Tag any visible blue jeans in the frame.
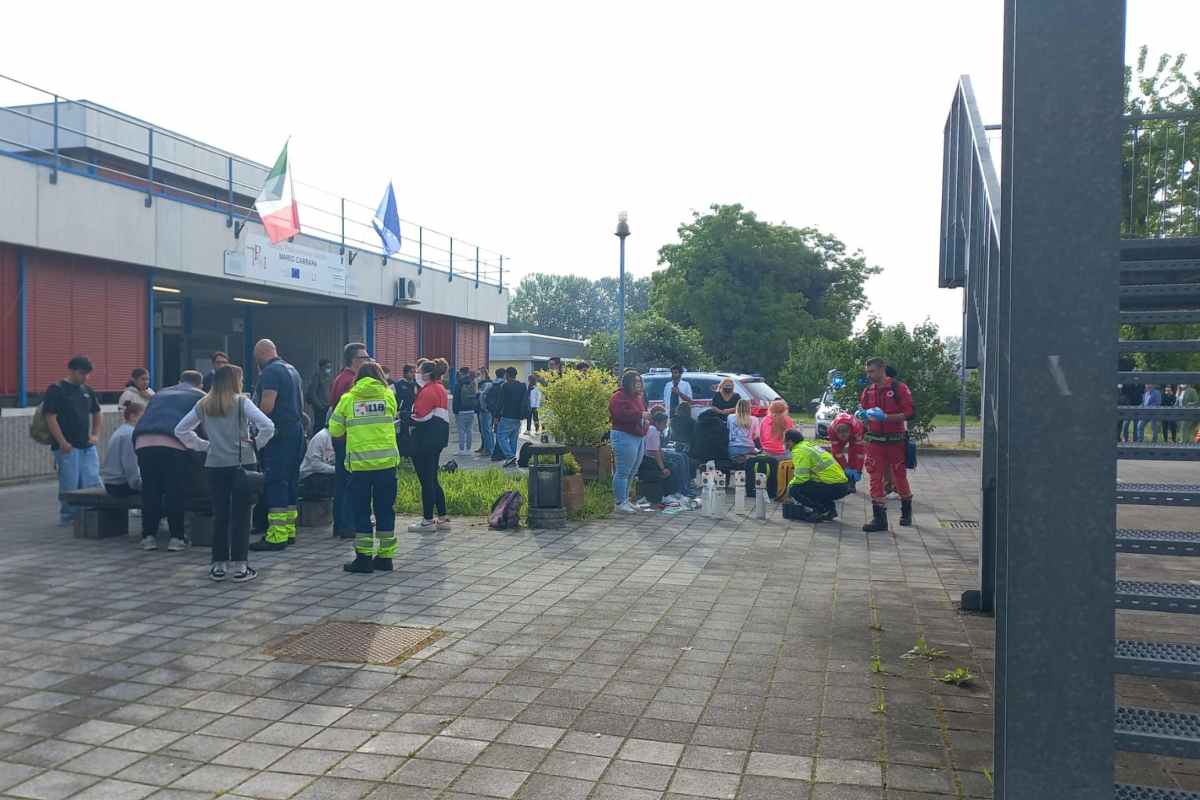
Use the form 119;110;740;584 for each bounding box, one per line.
55;446;100;522
456;411;476;452
662;450;692;496
611;429;646;505
478;410;495;454
497;418;522;459
1135;419;1160;443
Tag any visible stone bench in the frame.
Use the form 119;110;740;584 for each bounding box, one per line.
63;487;214;545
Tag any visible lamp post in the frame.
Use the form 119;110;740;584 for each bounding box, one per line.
615;211;630;373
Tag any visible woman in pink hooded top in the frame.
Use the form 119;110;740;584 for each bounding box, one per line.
827;411;865;482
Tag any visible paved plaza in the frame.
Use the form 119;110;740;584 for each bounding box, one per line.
0;454;1195;799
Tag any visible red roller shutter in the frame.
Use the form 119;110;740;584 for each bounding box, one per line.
455;321;488;371
26;251;147;393
420;314;454;364
373;306;419;373
0;245;18;397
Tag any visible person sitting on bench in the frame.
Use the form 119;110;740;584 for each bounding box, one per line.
785;428;851;522
101;401;145;498
642;410;696;504
299;426;337;499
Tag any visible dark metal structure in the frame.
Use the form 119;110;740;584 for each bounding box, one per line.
938;1;1200;797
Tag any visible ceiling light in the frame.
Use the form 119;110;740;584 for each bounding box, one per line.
233;296;269;305
152;285;181;294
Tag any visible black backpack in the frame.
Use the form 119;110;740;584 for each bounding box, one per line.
689;408;730;464
489;491;523;530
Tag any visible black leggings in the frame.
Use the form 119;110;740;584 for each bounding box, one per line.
411;449;446;520
137;446;191;539
526;409;540;432
206;466;253;563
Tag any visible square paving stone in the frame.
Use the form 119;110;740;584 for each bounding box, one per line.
212;740;291;769
388;757;466;789
476;743;549;772
590;785;663;800
668;767;740;798
161;733;239;762
618;738;684;766
517;773;593;800
58;719;135;745
883;764;955;793
114;755;203;785
813;758;883;787
283;704;352;727
168;763;256;793
679;745;747;773
746;752;813;780
0;761;43;792
68;778;157;800
451;765;530;798
602;759;675;791
738;774;814;800
59;746;145;776
557;731;623;757
359;731;431;756
328;752;404;781
441;717;509;741
7;769;100;800
107;727;186;753
810;784;885;799
496;723;564;749
269;748;350;776
251;721;324;746
305;727;376;752
10;739;92;767
419;735;490;763
538;750;609;780
291;776;376;799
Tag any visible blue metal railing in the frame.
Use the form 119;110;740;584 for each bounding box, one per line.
0;72;509;290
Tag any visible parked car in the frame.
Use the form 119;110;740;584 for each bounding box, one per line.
642;369;784;419
810;369;846;439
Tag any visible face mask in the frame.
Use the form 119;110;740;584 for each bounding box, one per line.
416;372;429;386
323;367;332;376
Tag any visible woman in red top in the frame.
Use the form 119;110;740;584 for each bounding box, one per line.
609;371;649;512
407;358;451;532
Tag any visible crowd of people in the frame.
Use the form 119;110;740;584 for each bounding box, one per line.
42;340;481;581
1119;380;1200;444
606;358;916;531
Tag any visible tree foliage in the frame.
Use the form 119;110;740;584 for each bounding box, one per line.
651;204;877;381
777;318;960;440
586;312;712;374
505;273;651;340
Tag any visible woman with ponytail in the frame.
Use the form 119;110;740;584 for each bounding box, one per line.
407;358;451;532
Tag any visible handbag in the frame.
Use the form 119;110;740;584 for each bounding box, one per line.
233;397;266;496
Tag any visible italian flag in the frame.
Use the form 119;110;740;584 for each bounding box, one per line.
255;142;301;244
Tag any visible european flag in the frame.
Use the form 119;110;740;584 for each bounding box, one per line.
372;181;401;257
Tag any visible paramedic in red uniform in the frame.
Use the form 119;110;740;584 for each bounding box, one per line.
857;357;913;532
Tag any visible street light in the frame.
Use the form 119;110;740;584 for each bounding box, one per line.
614;211;630;373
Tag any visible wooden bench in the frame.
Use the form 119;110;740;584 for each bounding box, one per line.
63;487;214;544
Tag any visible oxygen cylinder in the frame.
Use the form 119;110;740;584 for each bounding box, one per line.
754;472;768;520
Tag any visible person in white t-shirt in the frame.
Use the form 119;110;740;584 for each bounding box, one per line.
662;365;692;416
641;410;696;503
299;427;337;498
526;377;543;434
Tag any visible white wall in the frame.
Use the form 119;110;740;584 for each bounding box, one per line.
0;155;509;324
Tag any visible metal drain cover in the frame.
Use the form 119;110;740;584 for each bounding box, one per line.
265;623;443;665
939;519;979;529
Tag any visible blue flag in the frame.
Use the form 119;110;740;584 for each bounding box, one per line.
372;182;401;256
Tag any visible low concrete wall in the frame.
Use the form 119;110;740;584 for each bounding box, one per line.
0;406;121;484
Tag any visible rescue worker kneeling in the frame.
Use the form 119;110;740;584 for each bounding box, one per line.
328;362;400;574
785;429;852;522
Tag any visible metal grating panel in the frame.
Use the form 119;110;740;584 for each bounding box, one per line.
1117;444;1200;462
1116;581;1200;614
1115;640;1200;680
1116;483;1200;507
265;623;443;665
939;519;979;529
1115;529;1200;556
1121;310;1200;325
1115;784;1200;800
1115;706;1200;759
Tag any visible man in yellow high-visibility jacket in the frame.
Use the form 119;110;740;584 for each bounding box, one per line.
785;428;852;523
328;362;400;573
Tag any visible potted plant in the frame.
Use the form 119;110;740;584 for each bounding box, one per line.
538;369;616;480
560;453;584;512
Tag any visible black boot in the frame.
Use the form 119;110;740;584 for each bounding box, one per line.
900;499;913;527
250;537;287;552
372;556;394;572
343;553;374;573
863;505;888;533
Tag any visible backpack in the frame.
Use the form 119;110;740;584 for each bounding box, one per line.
29;403;52;445
488;490;523;530
484;381;503;416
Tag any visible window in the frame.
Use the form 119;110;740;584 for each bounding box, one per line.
642;377;668;405
740;380;782;402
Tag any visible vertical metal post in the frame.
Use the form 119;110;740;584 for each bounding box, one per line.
475;246;480;287
449;238;454;282
145;129;154;208
991;1;1123;796
499;255;504;293
340;198;346;254
147;273;157;388
960;292;967;442
16;248;27;407
242;310;254;392
618;237;627;373
226;157;234;227
50;96;59;185
365;305;375;356
418;227;423;274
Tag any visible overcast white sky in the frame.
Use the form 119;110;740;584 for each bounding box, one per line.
4;1;1198;335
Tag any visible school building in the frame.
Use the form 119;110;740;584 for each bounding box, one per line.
0;83;508;406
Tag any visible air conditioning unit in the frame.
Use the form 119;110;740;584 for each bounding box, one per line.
394;277;420;306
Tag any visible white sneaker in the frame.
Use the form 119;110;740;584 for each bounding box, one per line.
408;519;438;532
141;536;157;551
617;502;640;513
167;538;188;552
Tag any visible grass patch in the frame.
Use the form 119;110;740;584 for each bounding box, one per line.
921;440;982;450
393;464;614;524
939;667;975;686
869;656;883;674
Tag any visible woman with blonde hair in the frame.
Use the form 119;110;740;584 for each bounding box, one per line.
176;364;275;582
727;398;759;461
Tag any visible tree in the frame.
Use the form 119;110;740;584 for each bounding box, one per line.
651;204;878;381
503;273;653;340
538;368;617;447
587;312;712;374
777;318;960;440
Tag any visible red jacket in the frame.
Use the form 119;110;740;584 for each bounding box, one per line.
860;378;913;436
330;367;357;409
609;390;647;437
826;412;866;471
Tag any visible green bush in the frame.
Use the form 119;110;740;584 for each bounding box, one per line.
393;462;612;523
538;368;617;446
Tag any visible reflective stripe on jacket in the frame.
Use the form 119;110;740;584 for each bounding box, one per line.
328;377;400;472
789;441;848;486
